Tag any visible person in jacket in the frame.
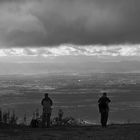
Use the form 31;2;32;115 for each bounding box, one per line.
98;92;111;127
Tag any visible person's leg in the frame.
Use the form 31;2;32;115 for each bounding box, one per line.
104;112;108;127
47;113;51;128
101;112;104;127
102;111;108;127
101;111;107;127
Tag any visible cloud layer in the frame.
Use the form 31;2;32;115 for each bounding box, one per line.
0;0;140;47
0;44;140;57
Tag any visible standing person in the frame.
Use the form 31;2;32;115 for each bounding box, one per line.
41;93;53;128
98;92;111;127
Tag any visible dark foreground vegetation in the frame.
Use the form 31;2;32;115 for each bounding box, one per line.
0;108;86;128
0;109;139;140
0;124;140;140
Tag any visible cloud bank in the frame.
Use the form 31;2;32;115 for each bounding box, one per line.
0;0;140;47
0;44;140;57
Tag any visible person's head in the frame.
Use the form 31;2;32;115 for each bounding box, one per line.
44;93;48;98
103;92;107;97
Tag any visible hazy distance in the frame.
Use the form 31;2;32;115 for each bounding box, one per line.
0;56;140;75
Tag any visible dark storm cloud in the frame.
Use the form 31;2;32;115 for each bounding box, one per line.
0;0;140;47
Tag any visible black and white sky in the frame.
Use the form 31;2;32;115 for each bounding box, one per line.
0;0;140;68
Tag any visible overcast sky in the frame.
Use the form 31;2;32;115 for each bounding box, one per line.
0;0;140;58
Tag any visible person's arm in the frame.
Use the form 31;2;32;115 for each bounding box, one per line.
107;98;111;103
49;98;53;106
50;99;53;106
41;99;44;106
98;98;101;104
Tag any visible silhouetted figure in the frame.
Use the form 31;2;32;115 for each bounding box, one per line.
30;119;39;128
41;93;53;128
98;92;111;127
58;109;63;125
30;112;38;128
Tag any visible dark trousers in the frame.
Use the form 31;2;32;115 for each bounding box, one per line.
42;113;51;128
100;111;108;127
